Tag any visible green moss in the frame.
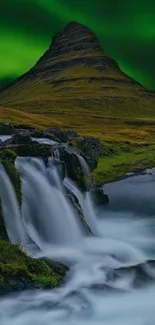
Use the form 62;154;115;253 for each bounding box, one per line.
11;143;52;159
0;148;17;163
2;160;22;204
0;158;22;241
0;240;65;288
60;149;89;191
32;274;61;288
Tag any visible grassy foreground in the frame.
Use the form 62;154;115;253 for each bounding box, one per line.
0;241;63;288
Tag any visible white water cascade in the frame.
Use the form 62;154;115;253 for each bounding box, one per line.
0;144;155;324
0;164;29;245
64;177;98;234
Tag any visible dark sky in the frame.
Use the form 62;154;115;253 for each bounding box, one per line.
0;0;155;89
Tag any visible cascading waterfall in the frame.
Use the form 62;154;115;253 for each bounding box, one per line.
47;157;64;191
1;137;155;324
64;177;99;234
0;164;29;245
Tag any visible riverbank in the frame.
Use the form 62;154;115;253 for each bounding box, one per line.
93;142;155;185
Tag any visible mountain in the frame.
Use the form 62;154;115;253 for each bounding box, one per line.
0;21;155;141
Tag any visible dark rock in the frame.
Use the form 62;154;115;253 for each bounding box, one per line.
4;132;32;146
43;132;59;142
13;124;35;131
108;260;155;288
0;123;14;135
90;187;109;206
74;136;102;171
30;130;44;138
59;145;90;191
45;127;69;143
11;142;52;159
44;129;80;143
65;130;80;138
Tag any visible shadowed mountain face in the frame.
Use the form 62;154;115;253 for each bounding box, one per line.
0;21;155;139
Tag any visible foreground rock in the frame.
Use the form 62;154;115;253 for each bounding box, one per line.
0;241;67;296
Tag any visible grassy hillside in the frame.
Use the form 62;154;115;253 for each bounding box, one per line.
1;21;155;183
0;105;63;129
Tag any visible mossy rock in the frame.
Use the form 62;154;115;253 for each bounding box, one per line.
60;146;89;191
0;240;67;294
0;148;17;164
0;159;22;241
72;136;101;171
2;160;22;204
11;142;52;159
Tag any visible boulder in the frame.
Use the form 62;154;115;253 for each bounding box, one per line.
0;240;67;296
11;142;52;160
65;130;80;138
45;127;80;143
45;127;69;143
30;130;45;138
73;136;101;171
4;132;32;146
0;123;14;135
90;187;109;206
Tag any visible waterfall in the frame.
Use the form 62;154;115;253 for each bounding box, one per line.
1;162;84;250
21;164;83;248
64;177;99;234
0;164;29;245
1;137;155;324
47;157;65;191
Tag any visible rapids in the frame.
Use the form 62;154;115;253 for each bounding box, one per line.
0;136;155;324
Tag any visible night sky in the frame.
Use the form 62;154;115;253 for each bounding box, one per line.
0;0;155;89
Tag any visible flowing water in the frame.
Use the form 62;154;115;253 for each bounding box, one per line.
0;137;155;324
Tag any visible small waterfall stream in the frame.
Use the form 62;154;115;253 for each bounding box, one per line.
0;136;155;324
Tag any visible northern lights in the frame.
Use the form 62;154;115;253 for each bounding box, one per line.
0;0;155;89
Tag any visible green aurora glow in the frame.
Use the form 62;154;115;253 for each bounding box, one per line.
0;0;155;89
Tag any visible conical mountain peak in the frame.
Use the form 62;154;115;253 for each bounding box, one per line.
50;20;103;52
0;20;154;132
